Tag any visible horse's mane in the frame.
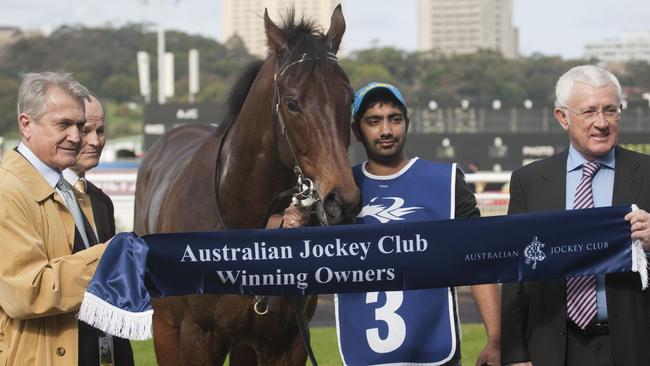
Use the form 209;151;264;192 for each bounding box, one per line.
220;60;264;131
219;10;334;131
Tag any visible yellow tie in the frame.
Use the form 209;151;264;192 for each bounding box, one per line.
74;178;87;194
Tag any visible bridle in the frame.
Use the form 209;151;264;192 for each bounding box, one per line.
269;51;339;210
214;51;341;230
254;51;341;366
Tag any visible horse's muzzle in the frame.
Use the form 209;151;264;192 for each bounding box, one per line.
320;189;360;225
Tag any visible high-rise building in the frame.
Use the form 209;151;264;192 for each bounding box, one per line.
584;31;650;64
223;0;341;58
417;0;518;59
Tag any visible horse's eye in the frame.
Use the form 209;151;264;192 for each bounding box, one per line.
285;100;301;113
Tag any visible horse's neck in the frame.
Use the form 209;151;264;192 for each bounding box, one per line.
218;61;293;228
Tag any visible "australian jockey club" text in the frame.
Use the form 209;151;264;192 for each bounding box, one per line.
179;234;429;263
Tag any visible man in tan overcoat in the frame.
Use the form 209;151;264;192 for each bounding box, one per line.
0;72;108;366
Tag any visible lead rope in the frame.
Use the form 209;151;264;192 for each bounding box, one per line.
293;296;319;366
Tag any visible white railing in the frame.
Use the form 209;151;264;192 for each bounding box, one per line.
465;172;512;217
86;169;514;232
86;169;138;232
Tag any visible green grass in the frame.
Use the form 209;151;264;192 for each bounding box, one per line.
132;323;487;365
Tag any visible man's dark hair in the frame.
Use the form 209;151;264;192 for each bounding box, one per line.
353;89;408;123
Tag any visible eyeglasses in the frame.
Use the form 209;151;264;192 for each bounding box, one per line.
559;105;621;122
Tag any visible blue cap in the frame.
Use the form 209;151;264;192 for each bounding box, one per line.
352;82;406;117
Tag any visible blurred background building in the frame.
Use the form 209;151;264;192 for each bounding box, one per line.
223;0;341;58
584;30;650;64
0;26;41;58
417;0;518;59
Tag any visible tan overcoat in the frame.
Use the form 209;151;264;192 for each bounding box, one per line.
0;149;106;366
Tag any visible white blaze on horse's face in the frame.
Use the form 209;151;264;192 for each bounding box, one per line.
264;6;361;225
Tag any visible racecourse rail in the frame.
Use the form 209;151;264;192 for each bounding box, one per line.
86;169;511;232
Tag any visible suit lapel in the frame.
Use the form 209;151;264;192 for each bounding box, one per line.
53;193;77;252
88;188;109;241
612;147;642;205
537;151;568;212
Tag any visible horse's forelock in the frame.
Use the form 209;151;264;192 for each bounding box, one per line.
277;9;331;59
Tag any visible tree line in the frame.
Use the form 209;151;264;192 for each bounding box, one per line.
1;24;649;138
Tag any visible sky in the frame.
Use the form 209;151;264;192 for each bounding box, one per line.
0;0;648;59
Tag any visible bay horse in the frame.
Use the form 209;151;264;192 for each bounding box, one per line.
134;5;360;365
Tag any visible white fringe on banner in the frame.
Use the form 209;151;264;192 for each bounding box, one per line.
631;204;649;290
77;291;153;340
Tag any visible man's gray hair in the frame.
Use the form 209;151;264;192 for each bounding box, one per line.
87;92;106;116
17;71;91;122
555;65;623;108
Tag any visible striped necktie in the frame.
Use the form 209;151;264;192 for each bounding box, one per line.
566;161;601;329
56;175;91;249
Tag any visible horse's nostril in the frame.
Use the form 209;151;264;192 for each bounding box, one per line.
323;190;343;223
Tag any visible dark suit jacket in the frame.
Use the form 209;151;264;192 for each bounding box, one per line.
501;146;650;366
87;181;116;240
84;181;135;366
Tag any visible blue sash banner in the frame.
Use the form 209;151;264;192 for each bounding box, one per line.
78;205;648;340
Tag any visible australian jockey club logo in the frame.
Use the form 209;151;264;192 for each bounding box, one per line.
524;236;546;269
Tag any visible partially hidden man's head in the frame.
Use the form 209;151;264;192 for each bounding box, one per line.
17;72;91;171
72;95;106;175
351;82;409;163
554;65;623;161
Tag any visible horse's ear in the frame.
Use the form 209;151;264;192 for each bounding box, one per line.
325;4;345;53
264;8;286;54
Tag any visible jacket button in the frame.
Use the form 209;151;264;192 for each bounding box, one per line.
559;328;566;335
56;347;66;356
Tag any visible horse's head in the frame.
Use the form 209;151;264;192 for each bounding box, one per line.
264;5;360;225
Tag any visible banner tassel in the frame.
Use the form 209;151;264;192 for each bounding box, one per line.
78;292;153;340
630;204;648;290
632;240;648;290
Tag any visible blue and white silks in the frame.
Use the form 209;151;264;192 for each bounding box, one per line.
336;159;461;365
78;205;648;341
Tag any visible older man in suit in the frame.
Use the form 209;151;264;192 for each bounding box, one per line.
0;72;110;366
63;94;134;365
501;65;650;366
64;95;115;242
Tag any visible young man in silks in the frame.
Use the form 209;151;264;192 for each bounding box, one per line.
334;82;501;366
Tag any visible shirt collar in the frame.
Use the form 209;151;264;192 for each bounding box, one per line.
63;168;81;186
17;143;61;188
567;144;616;173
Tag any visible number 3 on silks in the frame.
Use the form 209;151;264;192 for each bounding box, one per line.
365;291;406;353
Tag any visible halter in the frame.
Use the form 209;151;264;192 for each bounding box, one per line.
271;52;339;209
